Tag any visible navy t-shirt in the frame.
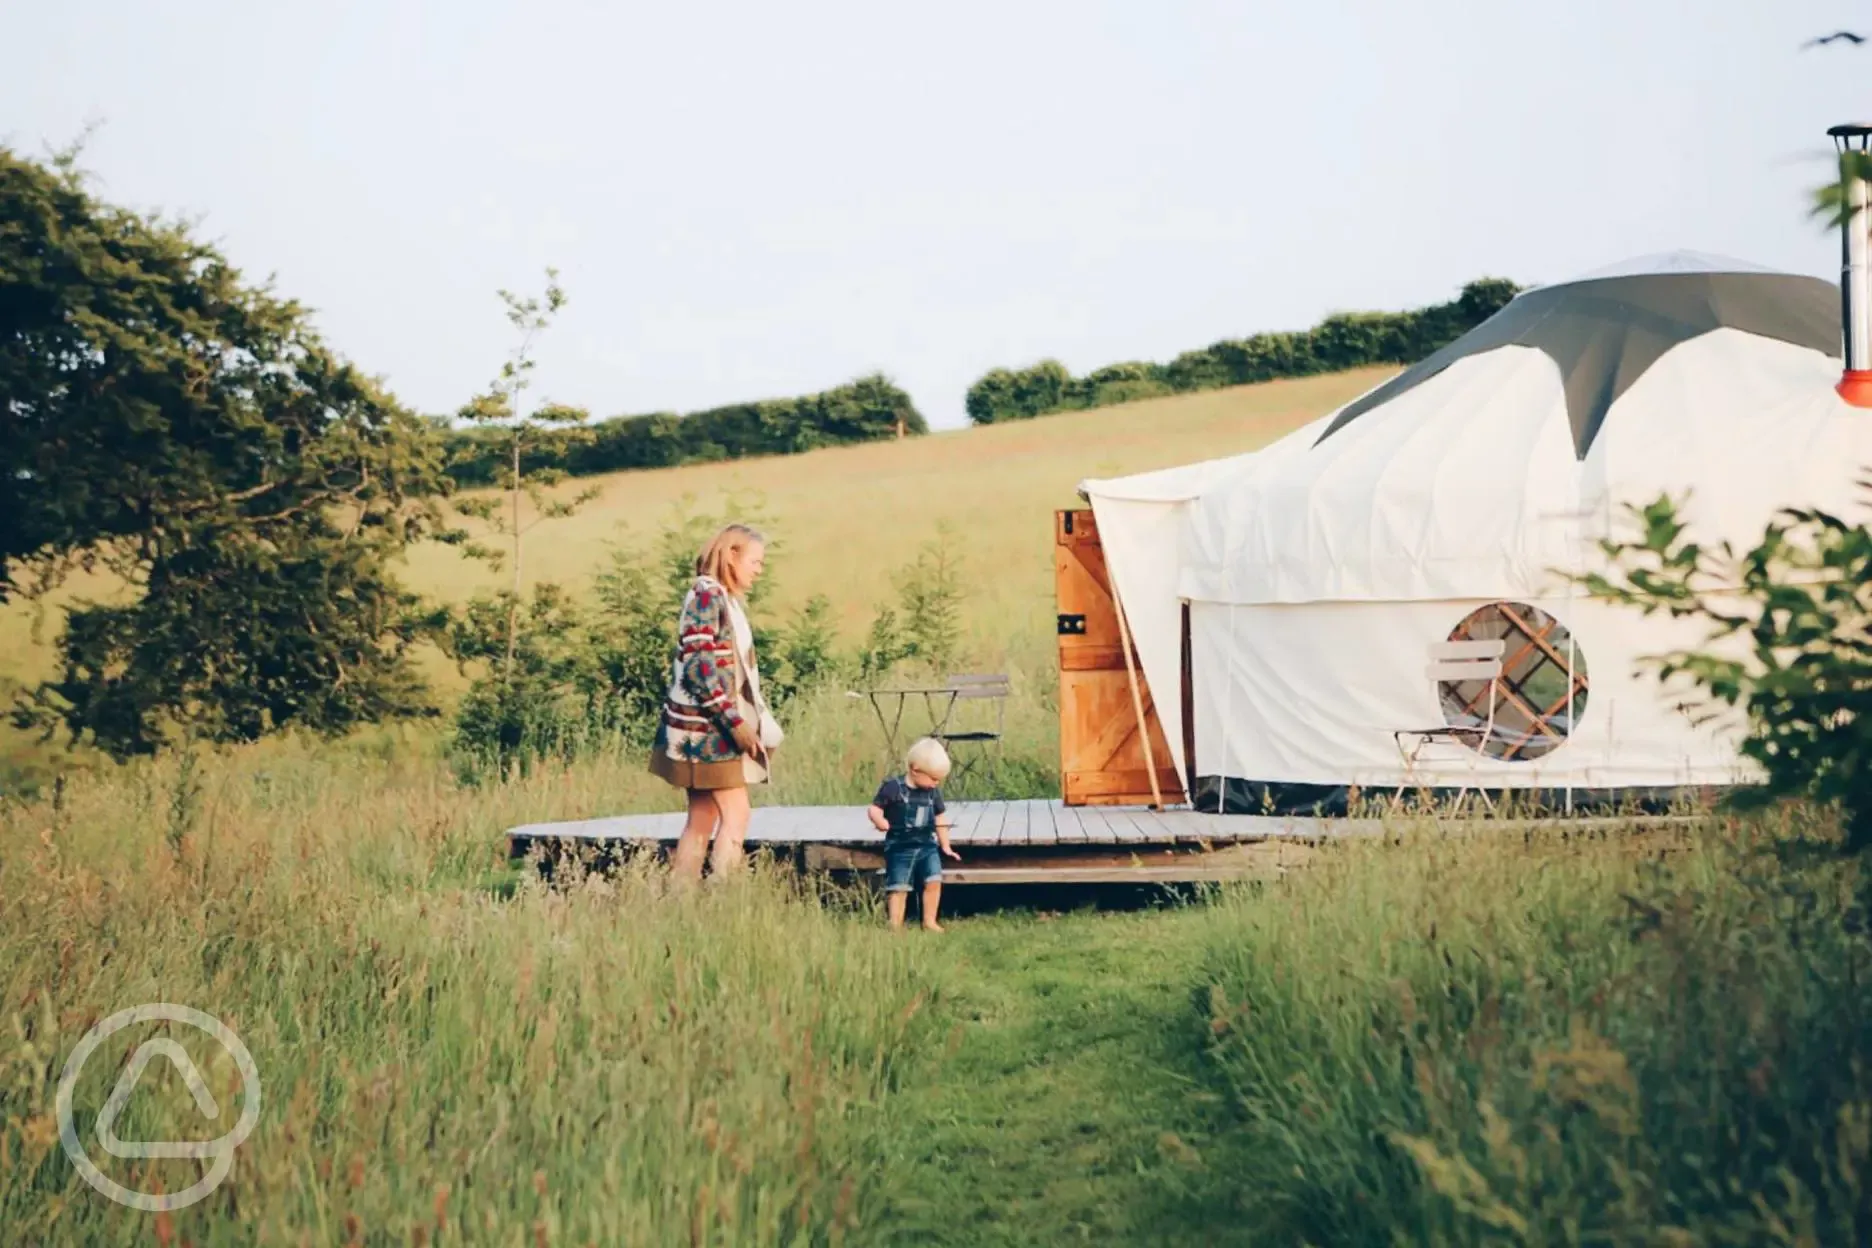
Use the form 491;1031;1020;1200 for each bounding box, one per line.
872;775;946;844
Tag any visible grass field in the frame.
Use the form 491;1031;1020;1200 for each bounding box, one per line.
396;367;1394;636
0;367;1391;791
4;738;1867;1245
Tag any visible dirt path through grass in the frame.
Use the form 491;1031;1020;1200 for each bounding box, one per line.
867;906;1255;1245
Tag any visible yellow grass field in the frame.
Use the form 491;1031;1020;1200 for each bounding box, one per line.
403;366;1391;636
0;368;1392;776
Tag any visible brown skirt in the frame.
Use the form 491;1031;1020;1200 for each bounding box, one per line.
648;749;747;792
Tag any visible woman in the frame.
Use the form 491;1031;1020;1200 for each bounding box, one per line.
649;523;782;881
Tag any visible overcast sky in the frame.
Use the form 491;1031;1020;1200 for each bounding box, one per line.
4;1;1867;428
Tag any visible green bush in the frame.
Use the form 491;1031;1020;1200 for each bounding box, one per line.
443;584;618;783
965;278;1521;425
1089;377;1175;407
893;525;967;676
444;510;971;782
441;373;926;487
1585;490;1872;850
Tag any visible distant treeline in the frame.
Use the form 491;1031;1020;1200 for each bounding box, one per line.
442;373;927;487
963;277;1521;425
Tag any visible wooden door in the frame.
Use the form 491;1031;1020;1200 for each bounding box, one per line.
1055;509;1186;807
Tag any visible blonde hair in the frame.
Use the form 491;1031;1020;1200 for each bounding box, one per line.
905;737;951;781
695;523;766;595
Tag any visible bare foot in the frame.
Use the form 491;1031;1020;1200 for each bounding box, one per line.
922;921;945;933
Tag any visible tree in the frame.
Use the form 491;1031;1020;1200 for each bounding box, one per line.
892;525;968;674
2;143;451;756
448;270;599;682
33;513;440;755
1814;150;1872;229
1802;33;1870;224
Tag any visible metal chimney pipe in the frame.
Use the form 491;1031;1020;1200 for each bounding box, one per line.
1831;123;1872;407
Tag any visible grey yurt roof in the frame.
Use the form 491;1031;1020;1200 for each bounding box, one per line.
1315;255;1842;459
1564;250;1781;280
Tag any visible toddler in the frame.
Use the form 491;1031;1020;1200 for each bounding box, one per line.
867;737;962;930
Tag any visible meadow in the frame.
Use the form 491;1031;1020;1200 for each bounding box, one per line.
396;368;1394;634
4;736;1868;1245
5;370;1870;1244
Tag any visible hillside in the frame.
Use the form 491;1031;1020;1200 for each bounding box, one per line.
405;365;1395;637
0;367;1392;772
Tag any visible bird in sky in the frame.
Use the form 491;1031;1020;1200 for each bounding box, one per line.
1804;31;1867;48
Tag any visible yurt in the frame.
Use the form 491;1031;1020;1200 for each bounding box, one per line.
1076;129;1872;814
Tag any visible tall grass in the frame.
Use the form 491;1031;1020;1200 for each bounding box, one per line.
8;696;1870;1243
0;742;945;1246
1194;814;1872;1244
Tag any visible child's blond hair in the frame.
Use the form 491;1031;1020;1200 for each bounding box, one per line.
906;737;951;781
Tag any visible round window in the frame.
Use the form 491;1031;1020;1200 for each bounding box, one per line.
1438;603;1588;761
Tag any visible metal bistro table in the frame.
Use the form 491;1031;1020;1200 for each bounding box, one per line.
847;684;964;763
847;674;1010;771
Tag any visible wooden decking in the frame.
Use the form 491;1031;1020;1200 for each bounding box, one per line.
505;800;1697;885
507;799;1341;885
506;799;1345;856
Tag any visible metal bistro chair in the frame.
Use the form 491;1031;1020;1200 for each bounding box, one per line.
1391;639;1506;816
933;673;1010;792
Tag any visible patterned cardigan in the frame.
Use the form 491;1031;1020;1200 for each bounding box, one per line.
654;576;751;765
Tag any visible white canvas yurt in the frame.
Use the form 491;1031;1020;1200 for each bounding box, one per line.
1080;237;1872;813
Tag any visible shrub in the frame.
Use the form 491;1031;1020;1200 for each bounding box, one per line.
444;584;614;782
1090;377;1175;407
765;595;842;707
964;277;1521;425
893;527;968;676
444;505;968;782
965;360;1072;425
442;374;925;486
1584;488;1872;850
858;608;912;679
447;505;747;780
